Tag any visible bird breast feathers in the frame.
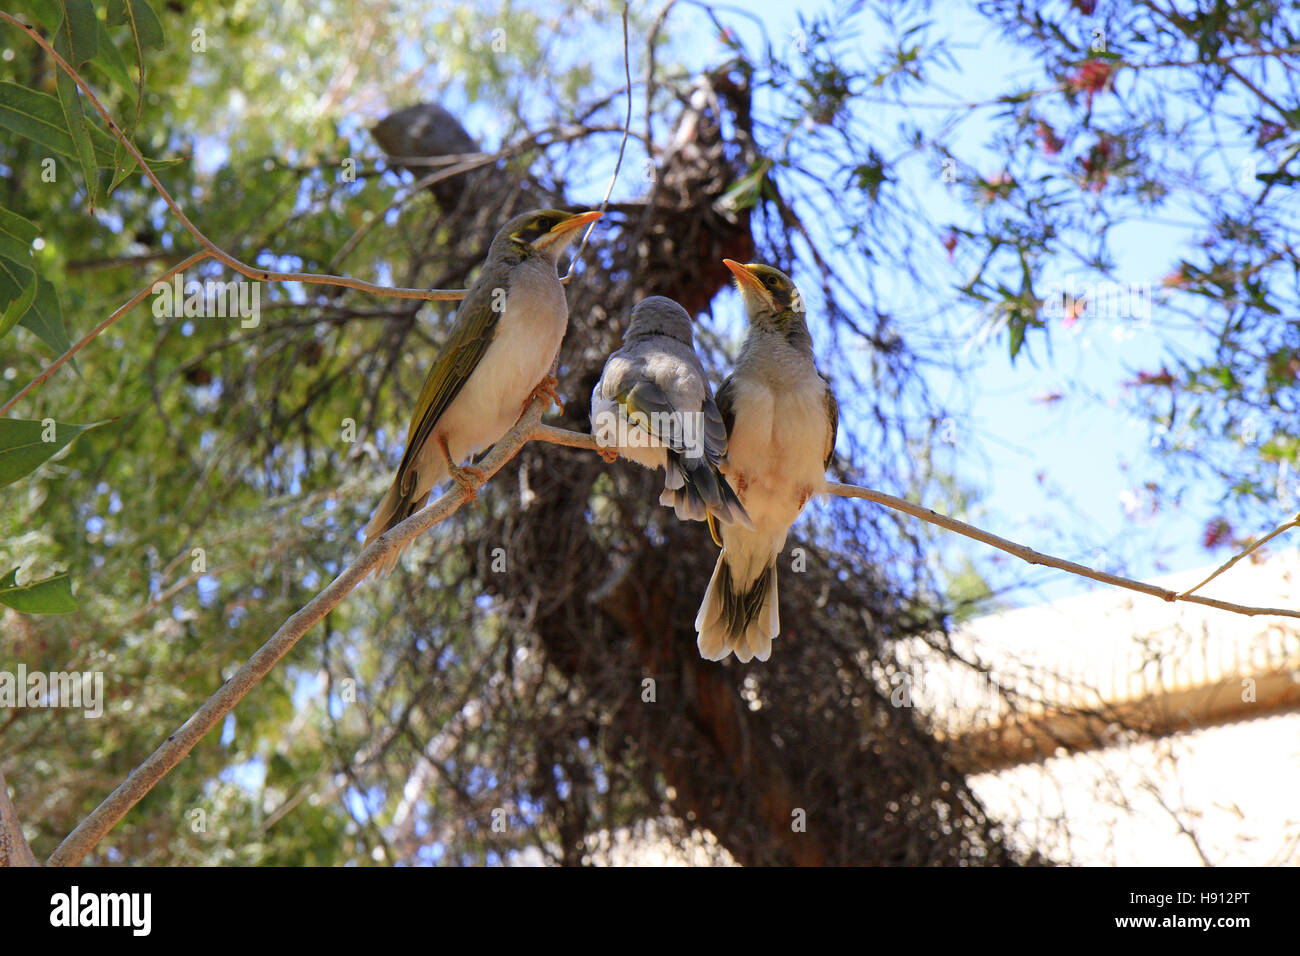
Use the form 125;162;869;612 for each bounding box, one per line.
728;376;830;481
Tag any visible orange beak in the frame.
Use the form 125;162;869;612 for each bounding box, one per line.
533;210;603;253
550;209;603;236
722;258;765;295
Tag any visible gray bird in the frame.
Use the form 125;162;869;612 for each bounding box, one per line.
591;296;750;528
695;261;838;663
363;208;602;575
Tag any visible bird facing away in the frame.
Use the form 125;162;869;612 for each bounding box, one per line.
363;208;602;575
695;261;838;663
590;296;751;528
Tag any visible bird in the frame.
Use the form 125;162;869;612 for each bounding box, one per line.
362;207;602;575
590;295;751;528
695;260;838;663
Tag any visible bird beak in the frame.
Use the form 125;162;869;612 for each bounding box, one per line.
533;210;603;252
723;258;770;306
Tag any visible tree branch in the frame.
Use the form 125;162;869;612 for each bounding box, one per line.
45;396;555;866
1175;512;1300;600
825;481;1300;620
0;768;39;867
0;251;209;417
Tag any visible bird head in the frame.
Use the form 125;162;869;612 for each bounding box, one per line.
625;295;694;345
495;208;603;265
722;260;807;334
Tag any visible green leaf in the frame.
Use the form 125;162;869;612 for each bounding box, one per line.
19;276;71;356
0;568;77;614
0;216;65;353
0;254;36;339
0;81;128;171
0;273;38;341
91;17;141;194
0;207;39;261
0;81;78;157
60;0;100;66
91;18;136;94
1008;316;1026;362
108;0;165;50
0;417;112;487
54;17;102;211
0;2;62;32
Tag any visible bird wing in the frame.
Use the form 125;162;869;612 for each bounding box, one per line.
705;374;740;549
393;267;505;492
822;375;839;469
601;343;704;454
616;378;692;453
714;373;737;439
699;392;729;464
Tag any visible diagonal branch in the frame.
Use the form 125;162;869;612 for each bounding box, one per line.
45;396;555;866
0;768;39;867
825;481;1300;619
1175;512;1300;600
0;251;209;417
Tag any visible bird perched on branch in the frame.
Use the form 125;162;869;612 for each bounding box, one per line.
591;295;751;529
363;207;602;575
695;261;838;663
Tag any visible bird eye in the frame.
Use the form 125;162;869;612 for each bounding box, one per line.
764;277;777;289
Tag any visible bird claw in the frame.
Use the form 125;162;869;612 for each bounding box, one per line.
449;463;485;502
437;433;485;502
598;447;621;463
525;375;565;415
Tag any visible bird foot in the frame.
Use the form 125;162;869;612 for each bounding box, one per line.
525;376;565;415
598;447;621;463
449;463;485;502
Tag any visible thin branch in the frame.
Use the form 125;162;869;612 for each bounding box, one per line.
559;0;632;282
0;251;210;417
1175;512;1300;600
825;481;1300;620
0;768;39;867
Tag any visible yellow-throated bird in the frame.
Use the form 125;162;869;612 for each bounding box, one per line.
591;295;751;528
695;260;838;663
363;208;602;574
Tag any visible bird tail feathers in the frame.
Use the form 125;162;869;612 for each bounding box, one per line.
695;550;779;663
361;468;434;577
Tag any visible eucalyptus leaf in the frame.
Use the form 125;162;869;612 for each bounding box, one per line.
0;418;112;487
0;567;78;614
